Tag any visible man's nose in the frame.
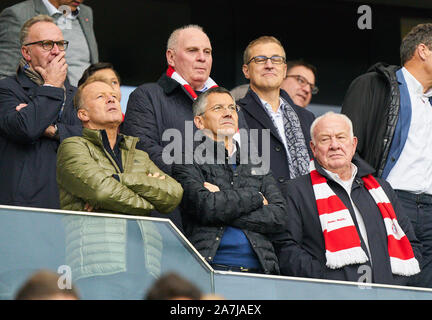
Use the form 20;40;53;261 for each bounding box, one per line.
107;94;117;103
302;84;312;94
196;50;206;61
51;43;61;54
329;137;341;149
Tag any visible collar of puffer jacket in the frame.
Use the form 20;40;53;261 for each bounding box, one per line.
82;128;138;151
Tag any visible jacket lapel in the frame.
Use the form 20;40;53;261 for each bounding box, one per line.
77;11;98;63
240;90;284;144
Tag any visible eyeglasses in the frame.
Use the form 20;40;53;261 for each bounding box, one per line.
23;40;69;51
198;104;241;116
247;55;286;65
286;74;319;95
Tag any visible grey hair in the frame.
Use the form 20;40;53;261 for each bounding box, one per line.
20;14;55;45
400;23;432;65
310;111;354;144
192;87;235;117
167;24;206;50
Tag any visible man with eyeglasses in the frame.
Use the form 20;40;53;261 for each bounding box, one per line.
0;0;98;86
121;25;248;231
0;15;81;209
172;87;287;275
238;36;315;198
281;60;318;108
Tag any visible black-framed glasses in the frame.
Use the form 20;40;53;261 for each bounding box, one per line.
286;74;319;95
23;40;69;51
198;104;241;116
247;55;286;65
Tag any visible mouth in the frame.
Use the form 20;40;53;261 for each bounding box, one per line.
107;106;119;112
220;121;234;126
194;67;207;73
328;153;344;159
262;72;276;77
297;94;307;101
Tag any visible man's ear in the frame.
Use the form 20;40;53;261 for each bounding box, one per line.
194;115;204;130
77;108;89;123
166;49;175;67
21;46;31;62
352;136;358;155
242;64;250;80
310;140;317;158
417;43;432;61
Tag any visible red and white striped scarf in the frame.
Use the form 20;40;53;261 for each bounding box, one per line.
310;160;420;276
166;66;217;99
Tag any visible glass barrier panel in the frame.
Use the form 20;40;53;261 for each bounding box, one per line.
213;272;432;300
0;206;213;300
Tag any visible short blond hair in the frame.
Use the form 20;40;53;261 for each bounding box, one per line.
243;36;286;64
73;76;113;110
20;15;55;45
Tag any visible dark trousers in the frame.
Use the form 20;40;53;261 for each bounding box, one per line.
396;190;432;288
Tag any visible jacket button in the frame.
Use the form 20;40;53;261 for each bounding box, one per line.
216;237;220;241
231;181;234;185
275;146;281;152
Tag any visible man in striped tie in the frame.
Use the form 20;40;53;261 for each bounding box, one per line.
273;111;422;286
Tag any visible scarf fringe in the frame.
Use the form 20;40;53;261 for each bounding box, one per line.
326;247;369;269
390;257;421;276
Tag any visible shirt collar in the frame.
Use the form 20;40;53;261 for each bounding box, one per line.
323;163;358;188
259;96;287;113
42;0;80;19
402;67;432;98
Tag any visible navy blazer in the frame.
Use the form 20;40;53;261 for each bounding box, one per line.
237;88;315;197
0;69;81;209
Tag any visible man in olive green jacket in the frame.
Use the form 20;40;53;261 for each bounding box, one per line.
56;77;183;299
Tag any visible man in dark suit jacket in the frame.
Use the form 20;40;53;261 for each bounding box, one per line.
238;36;315;197
0;15;81;209
0;0;98;85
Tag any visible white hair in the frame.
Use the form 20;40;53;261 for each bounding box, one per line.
310;111;354;144
166;24;205;50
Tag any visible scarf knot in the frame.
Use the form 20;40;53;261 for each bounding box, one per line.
166;66;217;99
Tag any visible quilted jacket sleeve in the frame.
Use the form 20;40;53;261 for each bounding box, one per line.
57;137;156;215
116;151;183;214
171;163;264;226
228;172;288;234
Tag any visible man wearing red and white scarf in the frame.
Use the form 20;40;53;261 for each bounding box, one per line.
274;112;422;286
121;25;247;231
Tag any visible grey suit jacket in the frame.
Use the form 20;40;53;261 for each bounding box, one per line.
0;0;98;79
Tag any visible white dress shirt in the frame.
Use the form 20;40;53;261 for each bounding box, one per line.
259;97;291;163
386;67;432;195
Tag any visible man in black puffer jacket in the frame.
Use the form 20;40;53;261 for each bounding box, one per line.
172;87;287;275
